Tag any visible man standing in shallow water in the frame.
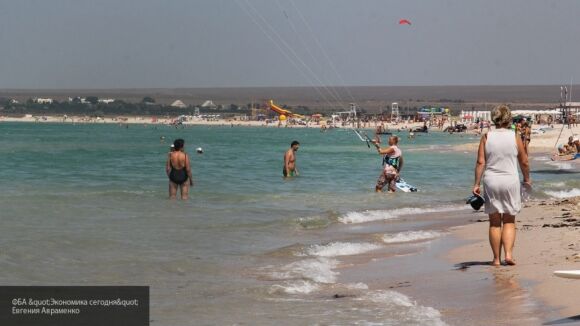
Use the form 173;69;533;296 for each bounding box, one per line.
283;141;300;177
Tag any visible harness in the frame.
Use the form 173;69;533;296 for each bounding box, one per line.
383;155;400;170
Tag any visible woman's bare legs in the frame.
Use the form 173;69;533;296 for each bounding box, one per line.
169;181;178;199
180;182;190;200
489;213;502;266
501;214;516;265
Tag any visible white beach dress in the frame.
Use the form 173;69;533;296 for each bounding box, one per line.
482;129;521;215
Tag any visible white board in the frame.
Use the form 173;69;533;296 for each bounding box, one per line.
554;270;580;279
396;179;418;193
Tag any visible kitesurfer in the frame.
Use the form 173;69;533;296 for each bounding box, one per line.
373;136;403;193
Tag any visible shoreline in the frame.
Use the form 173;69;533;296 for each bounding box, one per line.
0;115;422;129
447;197;580;323
452;124;580;153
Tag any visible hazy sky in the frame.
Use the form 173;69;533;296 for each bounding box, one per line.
1;0;579;88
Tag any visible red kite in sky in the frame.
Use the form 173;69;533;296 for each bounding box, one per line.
399;19;411;25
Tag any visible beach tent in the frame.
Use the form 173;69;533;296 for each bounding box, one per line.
170;100;187;109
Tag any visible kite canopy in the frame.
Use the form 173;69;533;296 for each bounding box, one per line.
399;19;411;25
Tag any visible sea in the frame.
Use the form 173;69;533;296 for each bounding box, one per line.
0;122;578;325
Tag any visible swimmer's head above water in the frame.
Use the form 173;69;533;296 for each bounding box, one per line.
290;140;300;151
173;139;185;151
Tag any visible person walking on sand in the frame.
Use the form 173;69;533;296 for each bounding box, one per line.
166;139;193;199
521;120;531;154
373;136;403;193
283;140;300;177
473;105;531;267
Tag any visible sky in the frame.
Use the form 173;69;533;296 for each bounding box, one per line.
0;0;579;88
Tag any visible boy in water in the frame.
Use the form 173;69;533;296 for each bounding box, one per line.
283;141;300;177
373;136;403;193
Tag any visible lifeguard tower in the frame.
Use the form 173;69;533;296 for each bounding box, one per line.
391;102;400;122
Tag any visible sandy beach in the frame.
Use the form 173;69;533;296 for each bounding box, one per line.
0;114;431;130
453;124;580;153
449;196;580;323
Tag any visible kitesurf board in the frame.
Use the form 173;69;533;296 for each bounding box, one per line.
396;179;418;192
554;270;580;279
551;153;579;161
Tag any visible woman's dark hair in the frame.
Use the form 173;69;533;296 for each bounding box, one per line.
173;139;185;150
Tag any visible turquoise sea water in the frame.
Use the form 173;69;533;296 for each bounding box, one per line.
0;122;578;325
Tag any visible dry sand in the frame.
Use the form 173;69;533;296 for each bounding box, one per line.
453;124;580;153
0;115;430;130
449;197;580;322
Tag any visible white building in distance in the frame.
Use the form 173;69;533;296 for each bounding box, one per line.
201;100;217;109
171;100;187;109
34;98;53;104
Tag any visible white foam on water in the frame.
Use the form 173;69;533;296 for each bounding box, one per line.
546;181;566;187
269;280;320;295
360;290;447;326
304;242;382;257
339;205;462;224
534;156;549;161
546;161;574;170
343;282;369;290
382;230;443;244
270;258;339;284
545;188;580;199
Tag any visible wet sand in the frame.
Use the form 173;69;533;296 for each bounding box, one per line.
258;207;562;325
449;197;580;324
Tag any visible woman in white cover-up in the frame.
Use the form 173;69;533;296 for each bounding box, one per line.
473;105;531;267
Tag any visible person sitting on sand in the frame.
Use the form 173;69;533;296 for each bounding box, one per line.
283;141;300;177
373;136;404;193
558;136;579;155
473;105;531;267
568;136;579;153
166;139;193;199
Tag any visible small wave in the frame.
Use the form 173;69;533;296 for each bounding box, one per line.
382;231;442;244
339;206;461;224
304;242;382;257
545;188;580;199
269;281;319;295
546;161;574;170
359;290;447;325
269;258;339;284
344;282;369;290
296;216;332;230
534;157;549;161
546;181;566;187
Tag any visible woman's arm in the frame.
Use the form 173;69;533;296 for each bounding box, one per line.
166;154;171;176
378;146;394;155
515;135;531;185
397;155;404;174
186;154;193;186
473;135;486;195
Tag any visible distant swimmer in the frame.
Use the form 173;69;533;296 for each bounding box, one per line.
373;136;403;193
283;140;300;177
166;139;193;199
